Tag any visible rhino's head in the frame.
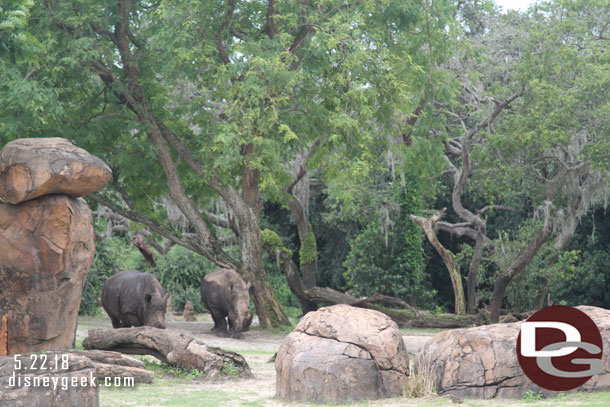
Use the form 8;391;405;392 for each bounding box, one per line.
143;291;170;329
228;280;252;338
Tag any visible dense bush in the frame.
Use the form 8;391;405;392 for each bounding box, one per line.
79;236;143;315
343;182;436;308
152;245;214;313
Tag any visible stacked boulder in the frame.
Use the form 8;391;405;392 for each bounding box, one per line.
0;137;111;355
275;304;409;402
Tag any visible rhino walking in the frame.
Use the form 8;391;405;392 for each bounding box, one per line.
102;270;169;329
200;268;253;338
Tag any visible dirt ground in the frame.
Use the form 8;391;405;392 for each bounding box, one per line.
77;311;436;407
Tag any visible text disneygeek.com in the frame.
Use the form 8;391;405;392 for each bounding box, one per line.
7;353;135;390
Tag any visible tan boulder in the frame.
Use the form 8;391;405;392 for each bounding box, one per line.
415;305;610;399
275;304;409;402
0;137;112;204
0;195;95;354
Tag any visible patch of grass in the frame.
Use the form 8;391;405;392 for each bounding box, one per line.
221;361;240;377
101;385;235;407
73;338;84;350
283;306;302;319
523;390;544;401
143;359;206;380
404;356;436;399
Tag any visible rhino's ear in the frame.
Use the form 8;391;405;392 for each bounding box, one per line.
163;292;170;301
145;293;152;303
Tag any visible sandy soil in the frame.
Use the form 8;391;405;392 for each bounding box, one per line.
81;312;438;407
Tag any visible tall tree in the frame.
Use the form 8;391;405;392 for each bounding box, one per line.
3;0;456;326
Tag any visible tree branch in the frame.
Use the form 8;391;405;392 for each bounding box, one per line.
215;0;235;65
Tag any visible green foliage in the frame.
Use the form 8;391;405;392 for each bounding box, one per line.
298;224;317;266
153;246;214;313
143;359;206;380
221;361;240;377
260;228;292;257
343;179;435;306
268;272;299;309
80;236;143;316
0;0;42;63
523;390;545;401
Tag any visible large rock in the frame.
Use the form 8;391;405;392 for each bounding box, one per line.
275;304;409;402
0;137;111;204
415;305;610;399
0;352;99;406
0;195;95;354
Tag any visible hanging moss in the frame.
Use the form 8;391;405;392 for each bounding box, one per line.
299;224;318;266
260;228;292;257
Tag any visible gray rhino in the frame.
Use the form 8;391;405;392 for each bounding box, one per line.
102;270;169;329
200;268;253;338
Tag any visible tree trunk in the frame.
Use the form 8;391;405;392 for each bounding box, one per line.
411;210;466;315
281;255;318;314
489;225;552;323
241;146;290;328
286;173;317;289
83;327;252;378
467;236;484;314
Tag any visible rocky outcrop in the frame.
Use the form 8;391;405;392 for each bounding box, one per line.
0;137;112;204
0;195;95;354
275;304;409;402
0;352;99;406
415;305;610;399
0;137;111;355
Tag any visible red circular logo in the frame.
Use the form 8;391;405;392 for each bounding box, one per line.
516;305;603;391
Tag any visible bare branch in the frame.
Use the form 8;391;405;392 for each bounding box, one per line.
466;87;525;139
477;205;513;216
89;194;202;254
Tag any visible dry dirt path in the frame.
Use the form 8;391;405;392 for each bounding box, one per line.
80;312;439;407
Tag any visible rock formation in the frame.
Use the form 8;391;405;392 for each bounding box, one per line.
0;137;110;355
415;305;610;399
0;137;112;204
275;304;409;402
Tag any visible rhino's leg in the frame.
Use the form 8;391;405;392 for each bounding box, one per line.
109;315;122;329
210;309;228;335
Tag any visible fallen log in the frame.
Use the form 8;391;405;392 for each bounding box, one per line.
83;327;252;379
63;350;153;384
304;286;487;328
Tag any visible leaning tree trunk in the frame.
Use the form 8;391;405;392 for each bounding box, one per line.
489;225;552;323
467;236;484;314
411;209;466;315
240;151;290;328
281;253;319;314
286;165;317;290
